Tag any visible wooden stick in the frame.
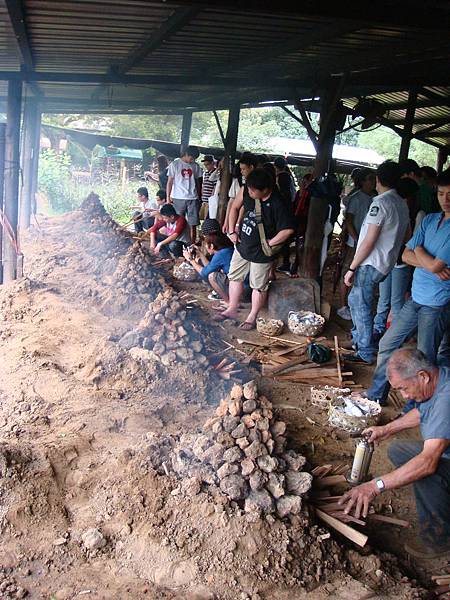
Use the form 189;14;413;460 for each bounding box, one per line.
236;338;270;347
260;334;310;347
265;355;309;376
334;335;343;386
367;514;410;528
314;474;347;487
315;508;368;547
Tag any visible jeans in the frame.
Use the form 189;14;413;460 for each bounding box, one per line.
133;210;153;233
348;265;386;362
156;234;186;258
367;299;450;403
388;440;450;547
373;266;413;334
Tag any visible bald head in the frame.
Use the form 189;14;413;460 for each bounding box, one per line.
387;349;439;402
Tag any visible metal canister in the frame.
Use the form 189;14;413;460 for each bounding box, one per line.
348;437;374;484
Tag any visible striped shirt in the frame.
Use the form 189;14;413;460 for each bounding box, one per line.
202;168;218;203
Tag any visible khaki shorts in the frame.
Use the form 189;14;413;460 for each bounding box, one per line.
199;202;209;221
228;248;271;291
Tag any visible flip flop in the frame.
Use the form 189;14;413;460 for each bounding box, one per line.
239;321;256;331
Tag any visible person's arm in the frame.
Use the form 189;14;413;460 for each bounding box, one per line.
344;223;381;286
339;437;449;519
228;187;244;242
363;408;421;443
345;213;358;243
166;176;174;204
196;177;202;200
223;198;233;233
182;248;207;274
268;228;295;247
414;246;447;273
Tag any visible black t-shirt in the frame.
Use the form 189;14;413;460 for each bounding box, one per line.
237;187;295;263
277;171;294;204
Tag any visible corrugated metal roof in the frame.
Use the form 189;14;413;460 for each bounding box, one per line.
0;0;448;147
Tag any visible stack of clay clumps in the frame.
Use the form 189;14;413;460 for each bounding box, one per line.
113;242;164;299
120;288;209;367
80;192;118;230
171;381;312;518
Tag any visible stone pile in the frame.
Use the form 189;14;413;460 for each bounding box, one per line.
170;381;313;518
113;242;164;300
119;287;209;368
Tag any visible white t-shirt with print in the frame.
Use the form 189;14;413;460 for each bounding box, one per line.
168;158;202;200
357;189;410;275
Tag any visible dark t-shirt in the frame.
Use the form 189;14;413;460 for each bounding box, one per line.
237;187;295;263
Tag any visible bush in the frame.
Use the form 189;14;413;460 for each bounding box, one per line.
38;150;157;223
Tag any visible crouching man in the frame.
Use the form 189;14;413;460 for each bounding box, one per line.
148;204;191;257
339;348;450;558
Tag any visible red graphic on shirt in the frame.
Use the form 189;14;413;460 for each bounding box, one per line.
181;168;193;178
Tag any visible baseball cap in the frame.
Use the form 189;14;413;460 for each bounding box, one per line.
202;155;215;163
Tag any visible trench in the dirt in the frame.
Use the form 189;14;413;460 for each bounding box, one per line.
0;198;444;600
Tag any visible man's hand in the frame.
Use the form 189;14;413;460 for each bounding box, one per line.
338;480;380;519
228;232;239;244
344;270;354;287
153;243;162;255
182;247;191;262
362;425;391;444
168;197;173;204
436;266;450;281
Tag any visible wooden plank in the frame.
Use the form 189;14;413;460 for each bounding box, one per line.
367;514;410;528
334;335;343;386
314;475;347;487
315;508;368;547
265;355;309;376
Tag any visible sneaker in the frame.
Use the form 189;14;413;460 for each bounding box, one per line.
276;265;291;276
337;306;352;321
404;538;450;559
208;291;219;301
343;352;374;365
373;329;385;343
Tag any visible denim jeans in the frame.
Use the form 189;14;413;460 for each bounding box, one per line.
367;299;450;403
373;266;413;334
388;440;450;547
156;234;186;258
348;265;386;362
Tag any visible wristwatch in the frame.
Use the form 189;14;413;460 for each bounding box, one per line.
374;478;385;492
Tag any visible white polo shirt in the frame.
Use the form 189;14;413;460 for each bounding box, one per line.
357;189;410;275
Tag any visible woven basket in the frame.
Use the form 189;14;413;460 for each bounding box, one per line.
287;311;325;337
328;397;381;434
256;318;284;336
310;385;351;409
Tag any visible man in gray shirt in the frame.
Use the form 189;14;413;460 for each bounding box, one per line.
340;349;450;558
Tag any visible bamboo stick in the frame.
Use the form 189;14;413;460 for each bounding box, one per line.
334;335;343;386
367;514;410;528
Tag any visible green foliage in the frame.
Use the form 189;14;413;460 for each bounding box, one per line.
38;150;75;214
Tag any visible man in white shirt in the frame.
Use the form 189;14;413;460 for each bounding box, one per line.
344;160;410;364
167;145;203;242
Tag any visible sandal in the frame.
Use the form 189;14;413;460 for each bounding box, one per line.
212;313;238;324
239;321;256;331
211;302;228;311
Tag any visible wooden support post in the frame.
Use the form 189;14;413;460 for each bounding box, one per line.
3;79;22;283
217;104;240;225
301;78;343;280
180;110;193;154
398;89;418;162
436;146;449;174
0;123;6;284
20;96;40;229
30;107;41;217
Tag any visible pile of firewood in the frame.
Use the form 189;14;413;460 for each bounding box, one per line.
169;381;313;517
237;334;356;388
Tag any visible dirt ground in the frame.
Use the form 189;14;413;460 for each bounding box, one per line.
0;208;446;600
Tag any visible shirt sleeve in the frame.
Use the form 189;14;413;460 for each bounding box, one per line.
364;199;386;227
174;216;187;236
200;253;222;279
346;194;358;216
148;219;164;233
406;214;432;249
419;385;450;442
167;160;177;177
194;163;203;178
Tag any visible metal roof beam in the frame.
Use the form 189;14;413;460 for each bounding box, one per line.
4;0;34;69
114;6;200;75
